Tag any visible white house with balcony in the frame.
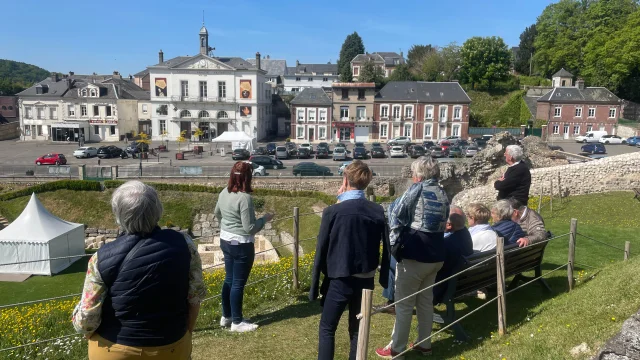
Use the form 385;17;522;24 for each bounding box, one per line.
283;61;339;93
147;25;272;141
289;88;332;143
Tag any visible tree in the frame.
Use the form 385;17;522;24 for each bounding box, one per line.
460;36;511;88
407;44;433;73
515;24;537;75
357;60;385;85
0;59;50;95
440;43;462;81
420;50;444;81
387;64;414;81
337;32;365;82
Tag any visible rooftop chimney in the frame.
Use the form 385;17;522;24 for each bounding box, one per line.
112;71;122;79
266;55;270;60
69;71;74;77
50;72;59;82
256;52;261;70
576;78;585;90
296;60;300;67
159;49;164;64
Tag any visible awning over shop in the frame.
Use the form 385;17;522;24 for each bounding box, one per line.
51;122;81;129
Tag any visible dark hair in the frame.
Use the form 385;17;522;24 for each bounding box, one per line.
227;162;253;193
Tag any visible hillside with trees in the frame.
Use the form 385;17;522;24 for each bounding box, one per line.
0;59;50;95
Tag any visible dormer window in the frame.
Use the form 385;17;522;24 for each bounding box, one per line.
90;89;97;97
81;89;88;97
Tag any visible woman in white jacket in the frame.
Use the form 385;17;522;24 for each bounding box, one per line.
466;203;498;252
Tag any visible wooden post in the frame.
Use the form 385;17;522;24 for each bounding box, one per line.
568;218;577;291
624;241;630;261
356;289;373;360
557;172;562;203
549;178;553;213
292;207;300;290
496;237;507;336
538;183;543;213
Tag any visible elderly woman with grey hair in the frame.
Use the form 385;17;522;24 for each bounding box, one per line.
376;156;449;358
494;144;531;205
490;199;526;245
72;181;206;360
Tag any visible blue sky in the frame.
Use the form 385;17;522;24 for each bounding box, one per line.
1;0;556;76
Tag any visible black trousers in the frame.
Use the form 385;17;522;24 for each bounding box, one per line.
318;276;374;360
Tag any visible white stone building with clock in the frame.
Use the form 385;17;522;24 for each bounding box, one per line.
146;25;273;141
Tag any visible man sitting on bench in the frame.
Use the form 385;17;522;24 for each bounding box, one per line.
508;199;547;247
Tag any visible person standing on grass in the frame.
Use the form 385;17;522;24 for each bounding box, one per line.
310;160;390;360
215;161;274;332
494;145;531;205
376;156;449;359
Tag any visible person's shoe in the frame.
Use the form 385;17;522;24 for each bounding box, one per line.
409;342;432;356
374;304;396;315
230;321;259;333
375;346;402;359
219;316;232;328
476;290;487;300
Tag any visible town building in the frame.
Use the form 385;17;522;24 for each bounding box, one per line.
246;56;286;94
18;72;148;142
536;69;622;139
373;81;472;141
283;61;339;93
133;68;151;91
331;82;376;143
147;24;272;141
289;88;332;143
351;52;405;80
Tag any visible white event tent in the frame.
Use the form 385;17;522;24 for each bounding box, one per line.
0;193;85;275
211;131;257;153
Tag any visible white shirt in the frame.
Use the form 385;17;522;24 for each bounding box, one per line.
469;224;498;252
220;229;255;244
508;161;521;168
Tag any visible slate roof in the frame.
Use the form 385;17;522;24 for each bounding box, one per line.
376;81;471;103
285;63;338;76
18;76;149;100
133;69;149;77
352;52;405;66
537;87;621;103
552;68;574;78
290;88;332;106
245;59;287;76
150;54;258;71
351;53;384;63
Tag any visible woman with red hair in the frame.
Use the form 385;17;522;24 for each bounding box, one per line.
214;161;274;332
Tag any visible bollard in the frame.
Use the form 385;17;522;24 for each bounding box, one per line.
496;237;507;335
568;218;577;291
292;207;300;290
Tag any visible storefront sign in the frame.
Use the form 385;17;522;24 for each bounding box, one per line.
89;119;118;125
335;122;355;129
51;122;81;129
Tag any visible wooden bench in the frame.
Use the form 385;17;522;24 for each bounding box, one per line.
634;188;640;201
434;241;550;341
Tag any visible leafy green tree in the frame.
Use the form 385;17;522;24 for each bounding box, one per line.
407;44;433;75
337;32;365;82
440;42;462;81
460;36;511;88
420;50;444;81
387;64;414;81
515;24;537;75
0;59;50;95
358;59;385;85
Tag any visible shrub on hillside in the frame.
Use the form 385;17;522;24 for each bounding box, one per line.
0;180;101;201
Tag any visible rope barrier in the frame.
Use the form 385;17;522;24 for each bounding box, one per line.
503;233;570;256
0;333;80;353
505;263;568;296
0;293;82;310
576;233;627;252
0;253;93;267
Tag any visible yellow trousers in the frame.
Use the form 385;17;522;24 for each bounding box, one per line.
88;331;192;360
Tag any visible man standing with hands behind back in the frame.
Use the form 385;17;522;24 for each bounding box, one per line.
494;145;531;205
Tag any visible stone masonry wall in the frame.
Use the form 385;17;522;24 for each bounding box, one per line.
191;212;280;246
617;124;639;138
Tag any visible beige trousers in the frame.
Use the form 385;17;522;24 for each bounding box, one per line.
88;331;192;360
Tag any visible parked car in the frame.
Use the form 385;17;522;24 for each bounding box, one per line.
458;140;470;148
390;146;405;158
292;162;331;176
464;146;479;157
580;143;606;154
338;161;353;176
300;143;313;153
353;147;368;159
317;142;330;152
421;141;435;150
332;147;347;161
35;153;67;165
404;142;416;152
232;148;250;160
388;136;412;145
599;135;626;145
297;147;311;159
370;146;386;158
315;147;329;159
473;139;488;149
576;131;607;143
245;161;266;176
73;147;98;158
266;143;277;155
371;142;382;149
354;142;366;148
275;146;289;159
252;147;267;155
626;136;640;146
409;145;426;158
285;142;297;157
440;140;452;152
443;136;461;144
448;146;463;158
249;155;284;170
97;146;124;159
126;141;149;154
334;142;347;150
430;146;444;158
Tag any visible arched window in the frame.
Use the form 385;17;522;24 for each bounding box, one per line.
180;110;192;118
198;110;210;118
81;89;88;97
1;106;6;110
217;111;229;119
90;89;97;97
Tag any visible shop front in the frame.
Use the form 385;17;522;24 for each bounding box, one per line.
49;122;88;142
89;119;119;142
334;122;355;143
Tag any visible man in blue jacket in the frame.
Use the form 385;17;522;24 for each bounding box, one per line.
310;160;390;360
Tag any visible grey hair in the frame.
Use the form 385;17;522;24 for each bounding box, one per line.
111;181;163;235
450;205;467;224
491;199;514;221
410;156;440;180
506;145;524;162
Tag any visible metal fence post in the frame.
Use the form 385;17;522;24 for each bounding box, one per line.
568;218;577;291
356;289;373;360
292;207;300;290
624;241;631;261
496;237;507;336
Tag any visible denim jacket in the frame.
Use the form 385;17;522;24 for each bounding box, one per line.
388;179;449;246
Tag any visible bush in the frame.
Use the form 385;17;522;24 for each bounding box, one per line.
0;180;102;201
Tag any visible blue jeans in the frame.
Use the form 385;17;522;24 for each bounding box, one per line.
220;240;255;324
382;256;397;302
318;276;374;360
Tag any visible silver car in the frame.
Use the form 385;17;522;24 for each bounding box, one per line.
464;146;479;157
389;146;405;158
275;146;289;159
332;147;347;161
73;146;98;158
430;146;444;158
245;161;266;176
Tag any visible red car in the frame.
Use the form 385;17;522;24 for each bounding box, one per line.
440;140;452;151
35;154;67;165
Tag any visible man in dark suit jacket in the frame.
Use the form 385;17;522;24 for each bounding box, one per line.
310;161;389;360
494;145;531;205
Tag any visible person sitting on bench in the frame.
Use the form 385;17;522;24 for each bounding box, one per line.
491;200;526;245
508;199;547;247
467;203;498;252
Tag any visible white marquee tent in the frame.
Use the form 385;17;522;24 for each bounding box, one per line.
0;193;86;275
211;131;257;153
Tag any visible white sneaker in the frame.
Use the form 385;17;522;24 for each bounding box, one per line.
220;316;232;328
230;321;259;333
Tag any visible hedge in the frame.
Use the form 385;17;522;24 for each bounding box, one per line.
0;180;102;201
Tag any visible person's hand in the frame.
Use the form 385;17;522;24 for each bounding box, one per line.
337;184;346;195
263;213;274;222
516;238;529;247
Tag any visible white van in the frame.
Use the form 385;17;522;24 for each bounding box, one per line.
575;131;607;143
